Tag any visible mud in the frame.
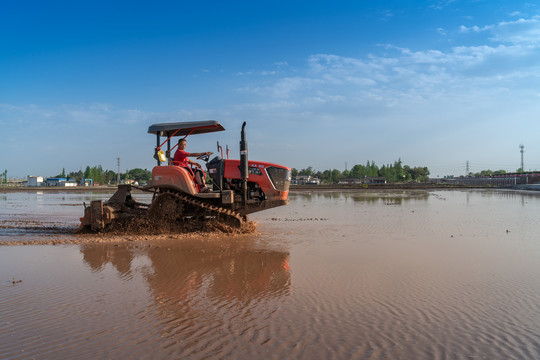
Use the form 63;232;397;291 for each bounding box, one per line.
77;217;257;235
0;189;257;245
0;218;257;246
94;212;257;236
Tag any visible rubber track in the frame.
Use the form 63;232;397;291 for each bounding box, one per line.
153;189;244;227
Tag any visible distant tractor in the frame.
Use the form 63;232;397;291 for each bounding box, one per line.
80;121;291;232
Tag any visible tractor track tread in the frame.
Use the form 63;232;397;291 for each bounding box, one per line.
151;189;244;226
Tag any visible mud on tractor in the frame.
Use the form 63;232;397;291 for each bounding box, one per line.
80;121;291;232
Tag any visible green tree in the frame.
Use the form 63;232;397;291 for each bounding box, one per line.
350;164;367;178
329;169;341;183
67;170;83;183
403;165;412;181
407;166;430;182
394;159;404;181
84;166;91;180
104;170;117;184
125;168;152;183
367;161;378;177
54;168;67;178
321;169;331;182
299;166;314;176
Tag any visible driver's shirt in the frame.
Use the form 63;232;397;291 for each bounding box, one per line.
173;149;190;167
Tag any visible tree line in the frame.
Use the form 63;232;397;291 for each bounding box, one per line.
54;159;429;185
469;169;508;177
55;166;152;185
292;159;430;183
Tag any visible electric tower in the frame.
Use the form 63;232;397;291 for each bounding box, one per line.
519;144;524;172
117;157;121;184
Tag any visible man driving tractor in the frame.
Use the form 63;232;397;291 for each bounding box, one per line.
172;138;212;192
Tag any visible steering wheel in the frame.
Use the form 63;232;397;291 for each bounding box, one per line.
196;152;213;162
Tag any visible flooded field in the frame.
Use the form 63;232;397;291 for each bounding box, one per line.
1;189;540;359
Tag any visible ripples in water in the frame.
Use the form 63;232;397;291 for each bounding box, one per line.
1;189;540;359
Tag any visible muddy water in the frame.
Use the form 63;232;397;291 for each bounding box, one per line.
1;189;540;359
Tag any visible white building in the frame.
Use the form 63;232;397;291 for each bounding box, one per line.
59;181;78;187
292;175;320;185
26;175;45;187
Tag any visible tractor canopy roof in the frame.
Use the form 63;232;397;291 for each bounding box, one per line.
147;120;225;137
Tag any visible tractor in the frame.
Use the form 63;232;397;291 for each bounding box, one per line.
80;121;291;232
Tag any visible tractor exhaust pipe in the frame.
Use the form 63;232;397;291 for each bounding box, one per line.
240;122;248;206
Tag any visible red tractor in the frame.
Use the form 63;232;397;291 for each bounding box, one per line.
80;121;291;232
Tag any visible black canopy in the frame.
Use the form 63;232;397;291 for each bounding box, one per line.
147;120;225;137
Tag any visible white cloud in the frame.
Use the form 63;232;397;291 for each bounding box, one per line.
459;24;493;33
251;13;540;110
5;12;540;176
459;14;540;45
216;12;540;172
430;0;457;11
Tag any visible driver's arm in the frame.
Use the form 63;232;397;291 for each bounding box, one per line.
188;151;212;157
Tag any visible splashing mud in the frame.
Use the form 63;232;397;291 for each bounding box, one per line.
1;217;257;246
78;215;258;236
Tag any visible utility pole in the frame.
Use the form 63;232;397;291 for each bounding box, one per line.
466;161;469;176
519;144;524;172
117;157;121;184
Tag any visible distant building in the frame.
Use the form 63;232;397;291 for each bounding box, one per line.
338;178;363;185
45;178;79;186
60;181;78;187
26;175;45;187
337;177;387;184
292;175;320;185
46;178;67;186
365;177;387;184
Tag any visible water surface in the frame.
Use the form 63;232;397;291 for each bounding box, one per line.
1;189;540;359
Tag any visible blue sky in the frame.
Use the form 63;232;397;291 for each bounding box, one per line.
2;0;540;179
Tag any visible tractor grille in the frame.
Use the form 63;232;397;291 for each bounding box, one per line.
266;167;291;191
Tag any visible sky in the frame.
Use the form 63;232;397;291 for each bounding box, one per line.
2;0;540;179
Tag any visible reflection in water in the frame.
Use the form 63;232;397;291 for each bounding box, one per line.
145;246;290;305
81;244;134;277
80;242;290;305
465;189;539;207
292;189;429;205
79;239;290;357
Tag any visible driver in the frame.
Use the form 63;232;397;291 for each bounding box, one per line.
173;138;212;192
